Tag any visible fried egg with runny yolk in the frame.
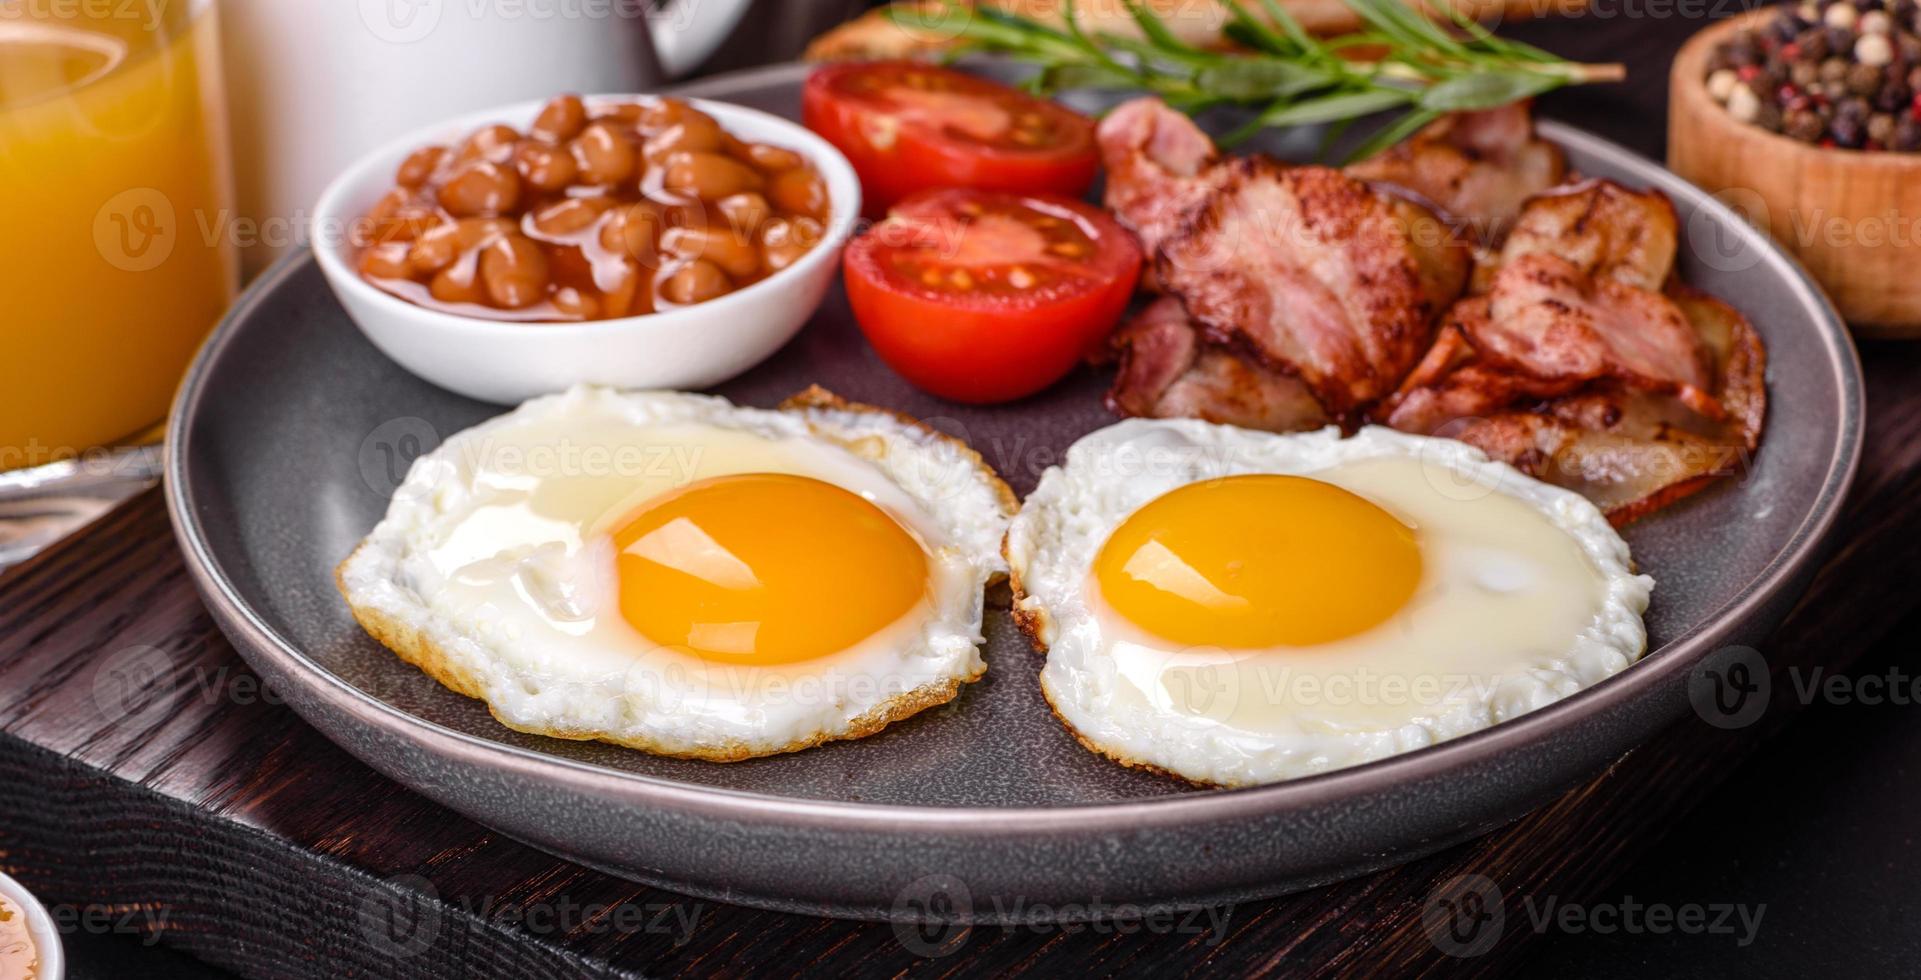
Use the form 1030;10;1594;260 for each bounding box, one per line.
1005;419;1652;788
338;386;1016;761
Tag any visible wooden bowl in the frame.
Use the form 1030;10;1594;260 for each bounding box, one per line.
1670;9;1921;336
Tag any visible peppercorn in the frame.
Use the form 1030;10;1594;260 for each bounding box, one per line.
1895;114;1921;148
1857;32;1896;64
1821;55;1853;82
1874;79;1907;110
1798;26;1833;59
1728;31;1762;66
1849;60;1887;93
1827;24;1858;52
1787;106;1829;140
1756;100;1786;131
1792;58;1822;88
1870;110;1899;141
1833;112;1867;145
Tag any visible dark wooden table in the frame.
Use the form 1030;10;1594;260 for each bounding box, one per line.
8;6;1920;977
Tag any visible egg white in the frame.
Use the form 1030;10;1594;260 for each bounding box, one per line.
338;385;1015;760
1005;419;1653;787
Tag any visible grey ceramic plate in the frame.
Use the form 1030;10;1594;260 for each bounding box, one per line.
166;64;1862;921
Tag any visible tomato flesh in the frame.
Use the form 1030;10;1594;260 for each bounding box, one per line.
804;62;1100;216
843;189;1143;404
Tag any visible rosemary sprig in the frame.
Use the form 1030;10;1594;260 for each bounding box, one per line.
884;0;1623;162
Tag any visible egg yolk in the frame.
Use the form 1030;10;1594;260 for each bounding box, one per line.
613;473;930;665
1094;475;1422;648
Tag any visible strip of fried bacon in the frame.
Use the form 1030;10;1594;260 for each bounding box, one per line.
1101;99;1468;415
1347;104;1567;243
1108;296;1330;432
1098;96;1767;525
1378;186;1767;524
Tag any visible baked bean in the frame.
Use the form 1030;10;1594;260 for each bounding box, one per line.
527;197;613;238
643;114;724;161
745;142;803;172
430;263;486;305
595;100;649;126
551;286;600;320
513;141;578;193
660;259;731;305
635;98;697;133
662;225;760;279
479;233;551;309
396;146;449;188
530;94;587;143
359;95;826;320
571;122;638;186
598;259;644;317
457;124;521;165
599;202;665;264
759;219;813;272
663;152;763;200
768;168;827;218
359;241;413;279
716;192;772;234
409;217;513;275
365;188;439;244
437;160;521;217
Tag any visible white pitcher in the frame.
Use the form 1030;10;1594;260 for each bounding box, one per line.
219;0;751;273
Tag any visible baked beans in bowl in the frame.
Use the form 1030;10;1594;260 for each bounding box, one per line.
313;95;860;403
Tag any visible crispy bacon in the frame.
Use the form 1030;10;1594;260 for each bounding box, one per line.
1097;98;1224;259
1495;179;1679;292
1093;98;1766;524
1154;157;1469;414
1107;297;1329;431
1348;104;1567;242
1381;287;1765;524
1469;252;1715;404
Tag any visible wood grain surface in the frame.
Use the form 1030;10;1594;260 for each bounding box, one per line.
5;10;1919;979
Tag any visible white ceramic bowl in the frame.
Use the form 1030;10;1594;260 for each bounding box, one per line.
0;872;63;980
312;96;861;404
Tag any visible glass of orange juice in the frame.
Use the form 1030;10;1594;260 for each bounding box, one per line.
0;0;234;560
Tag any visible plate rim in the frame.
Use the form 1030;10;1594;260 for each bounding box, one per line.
164;65;1865;837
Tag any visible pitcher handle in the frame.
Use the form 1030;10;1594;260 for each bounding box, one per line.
648;0;754;79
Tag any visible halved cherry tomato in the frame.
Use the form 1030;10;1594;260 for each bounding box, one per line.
843;189;1143;404
804;62;1100;216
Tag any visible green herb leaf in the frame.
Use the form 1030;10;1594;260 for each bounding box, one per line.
1419;70;1557;110
927;0;1620;150
1195;59;1333;100
1342;108;1440;162
1222;87;1412;144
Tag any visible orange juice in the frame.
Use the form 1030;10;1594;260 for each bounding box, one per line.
0;0;234;469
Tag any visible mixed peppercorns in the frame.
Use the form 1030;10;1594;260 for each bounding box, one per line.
1706;0;1921;150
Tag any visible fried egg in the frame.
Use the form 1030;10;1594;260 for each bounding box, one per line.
1005;420;1652;787
338;385;1016;761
